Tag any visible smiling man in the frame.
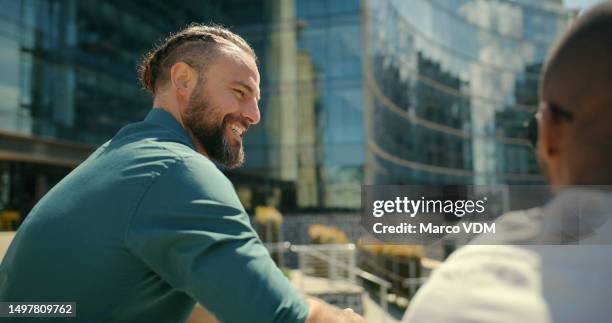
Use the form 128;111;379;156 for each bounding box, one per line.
0;24;364;323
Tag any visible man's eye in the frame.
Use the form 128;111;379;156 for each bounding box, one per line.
234;89;245;99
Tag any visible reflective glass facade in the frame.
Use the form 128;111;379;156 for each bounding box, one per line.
0;0;290;218
364;0;572;185
1;0;275;143
0;0;573;223
228;0;364;210
0;0;365;219
293;0;363;208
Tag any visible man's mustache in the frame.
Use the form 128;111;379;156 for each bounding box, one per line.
222;114;250;135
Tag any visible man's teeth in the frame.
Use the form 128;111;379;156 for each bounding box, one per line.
230;125;244;136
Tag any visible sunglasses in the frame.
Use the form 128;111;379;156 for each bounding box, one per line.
524;102;573;148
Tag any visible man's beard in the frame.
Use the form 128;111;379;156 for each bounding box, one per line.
184;87;247;168
537;148;551;183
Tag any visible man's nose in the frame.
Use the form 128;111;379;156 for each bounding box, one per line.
241;99;260;125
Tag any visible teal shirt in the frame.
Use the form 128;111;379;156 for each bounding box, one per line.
0;108;309;323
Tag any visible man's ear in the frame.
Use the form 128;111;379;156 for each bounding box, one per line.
539;104;563;159
169;62;196;98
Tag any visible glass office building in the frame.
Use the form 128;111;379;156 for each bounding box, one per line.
364;0;572;185
0;0;572;228
0;0;364;226
293;0;363;209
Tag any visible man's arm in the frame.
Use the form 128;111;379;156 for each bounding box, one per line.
184;295;367;323
126;157;366;322
126;157;309;322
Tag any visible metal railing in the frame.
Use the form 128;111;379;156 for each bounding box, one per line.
263;241;292;269
270;243;392;323
290;244;358;289
358;250;442;301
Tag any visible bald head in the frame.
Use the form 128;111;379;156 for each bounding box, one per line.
538;2;612;184
541;2;612;119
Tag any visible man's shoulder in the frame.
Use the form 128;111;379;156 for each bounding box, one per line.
101;119;241;207
443;208;546;273
403;243;549;323
101;120;211;172
403;211;550;322
109;121;194;156
470;207;544;245
96;123;236;200
143;153;241;208
174;154;232;188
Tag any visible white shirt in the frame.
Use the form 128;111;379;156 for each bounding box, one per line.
403;189;612;323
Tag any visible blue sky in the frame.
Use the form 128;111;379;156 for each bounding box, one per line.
563;0;605;10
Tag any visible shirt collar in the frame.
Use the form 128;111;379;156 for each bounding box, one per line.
144;108;196;150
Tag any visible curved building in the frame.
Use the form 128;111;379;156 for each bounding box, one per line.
0;0;575;224
364;0;573;185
